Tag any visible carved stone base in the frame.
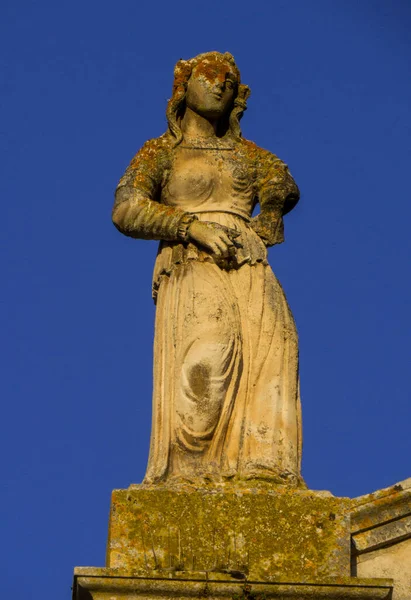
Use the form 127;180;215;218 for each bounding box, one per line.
73;568;393;600
107;486;351;580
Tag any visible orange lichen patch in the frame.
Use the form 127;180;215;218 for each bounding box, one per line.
171;52;241;97
241;139;260;162
193;56;238;85
172;60;192;94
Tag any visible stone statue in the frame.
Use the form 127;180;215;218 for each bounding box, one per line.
113;51;304;488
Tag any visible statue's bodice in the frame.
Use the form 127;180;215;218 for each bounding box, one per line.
114;133;300;298
161;146;255;220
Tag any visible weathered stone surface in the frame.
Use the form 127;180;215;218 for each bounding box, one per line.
356;539;411;600
354;515;411;553
73;568;393;600
106;486;351;580
351;478;411;536
351;478;411;600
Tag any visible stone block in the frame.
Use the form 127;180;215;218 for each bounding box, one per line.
106;486;351;580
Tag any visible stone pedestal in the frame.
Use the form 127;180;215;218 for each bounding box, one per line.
73;483;411;600
106;486;351;580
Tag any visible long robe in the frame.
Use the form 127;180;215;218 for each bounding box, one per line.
113;133;304;487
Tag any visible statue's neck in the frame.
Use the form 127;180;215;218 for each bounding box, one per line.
181;107;218;139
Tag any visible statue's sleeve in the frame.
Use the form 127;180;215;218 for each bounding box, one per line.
251;148;300;247
112;137;192;241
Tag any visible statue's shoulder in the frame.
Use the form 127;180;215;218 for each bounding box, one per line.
128;133;173;171
134;133;173;158
237;138;280;165
237;138;298;208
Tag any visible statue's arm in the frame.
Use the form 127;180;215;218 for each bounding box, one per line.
112;137;195;241
250;149;300;247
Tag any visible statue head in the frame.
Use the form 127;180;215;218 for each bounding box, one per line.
166;51;251;146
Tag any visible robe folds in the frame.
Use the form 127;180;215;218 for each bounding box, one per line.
113;133;304;487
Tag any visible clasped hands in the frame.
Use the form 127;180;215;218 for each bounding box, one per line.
187;220;242;258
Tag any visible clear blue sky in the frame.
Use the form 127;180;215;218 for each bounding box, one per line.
1;1;410;598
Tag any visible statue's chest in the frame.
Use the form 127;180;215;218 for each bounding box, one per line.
163;148;251;203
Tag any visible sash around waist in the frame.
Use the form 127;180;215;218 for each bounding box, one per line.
186;208;251;222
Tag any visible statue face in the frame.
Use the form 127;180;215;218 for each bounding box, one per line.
185;57;237;120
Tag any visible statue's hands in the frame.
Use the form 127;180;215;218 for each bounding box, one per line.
187;220;241;258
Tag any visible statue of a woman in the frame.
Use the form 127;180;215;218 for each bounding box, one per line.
113;51;304;488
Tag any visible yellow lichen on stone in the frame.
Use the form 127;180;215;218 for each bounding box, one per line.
106;487;351;580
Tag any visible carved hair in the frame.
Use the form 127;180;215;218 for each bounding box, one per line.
166;51;251;146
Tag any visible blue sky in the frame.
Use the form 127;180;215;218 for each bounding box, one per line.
1;1;410;598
